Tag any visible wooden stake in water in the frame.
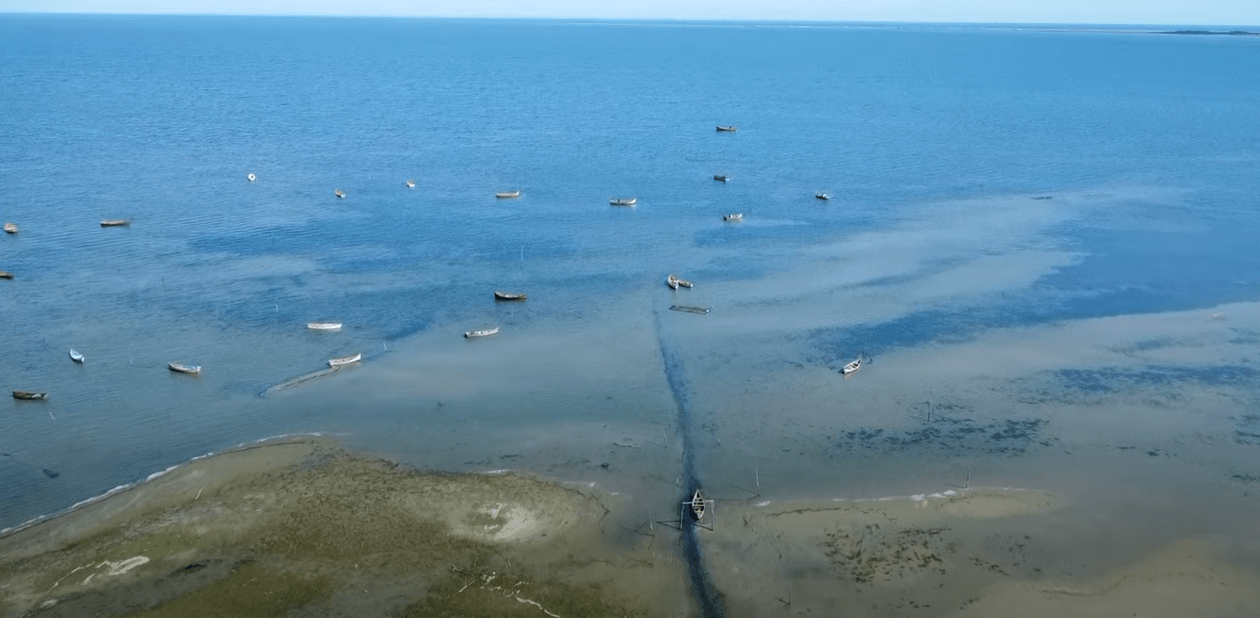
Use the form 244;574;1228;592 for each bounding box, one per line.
755;462;760;488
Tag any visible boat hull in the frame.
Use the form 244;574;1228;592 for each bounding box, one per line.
12;391;48;400
168;362;201;375
493;291;527;301
307;322;343;331
464;327;500;338
328;353;362;367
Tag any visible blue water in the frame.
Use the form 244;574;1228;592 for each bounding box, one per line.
1;15;1259;529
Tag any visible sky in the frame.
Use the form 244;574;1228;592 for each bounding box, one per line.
0;0;1257;25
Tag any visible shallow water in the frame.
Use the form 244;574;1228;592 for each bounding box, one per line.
1;16;1259;567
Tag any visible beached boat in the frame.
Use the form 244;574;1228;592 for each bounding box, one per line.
334;189;346;198
100;219;130;227
0;271;12;279
723;213;743;221
842;358;862;375
666;274;692;290
689;489;706;520
815;192;830;200
494;291;527;301
713;175;729;182
464;326;500;338
307;322;343;331
247;173;256;182
4;223;17;234
406;179;416;188
610;197;637;207
328;353;362;368
495;190;521;199
168;362;201;375
716;125;738;132
69;349;84;364
12;391;47;400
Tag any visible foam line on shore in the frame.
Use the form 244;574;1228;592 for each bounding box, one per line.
0;432;333;538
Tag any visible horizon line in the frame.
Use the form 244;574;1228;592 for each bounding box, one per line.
1;11;1257;29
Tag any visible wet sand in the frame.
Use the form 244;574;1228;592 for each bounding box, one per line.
5;437;1260;617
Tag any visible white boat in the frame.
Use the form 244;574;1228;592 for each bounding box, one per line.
464;326;500;338
328;353;362;368
610;197;637;206
100;219;130;227
307;322;343;331
168;362;201;375
723;213;743;221
842;358;862;375
494;291;527;301
247;172;256;182
495;190;521;199
4;222;17;234
666;274;692;290
689;489;706;521
716;125;737;132
334;189;346;198
69;349;84;364
406;179;416;188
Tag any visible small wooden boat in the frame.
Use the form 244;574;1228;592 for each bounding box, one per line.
168;362;201;375
495;190;521;199
713;175;729;182
723;213;743;221
328;353;361;368
0;271;12;279
670;305;710;315
464;326;500;338
307;322;343;331
666;274;692;290
842;358;862;375
334;189;346;198
406;179;416;188
610;197;637;207
689;489;706;520
100;219;130;227
716;125;737;132
815;192;830;201
4;223;17;234
69;349;84;364
247;172;257;182
494;291;527;301
13;391;48;400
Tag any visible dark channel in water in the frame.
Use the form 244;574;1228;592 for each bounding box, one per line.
654;308;728;618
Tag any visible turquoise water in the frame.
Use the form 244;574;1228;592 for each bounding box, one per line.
1;16;1258;529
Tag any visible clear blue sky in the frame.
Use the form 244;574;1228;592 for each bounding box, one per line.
1;0;1257;26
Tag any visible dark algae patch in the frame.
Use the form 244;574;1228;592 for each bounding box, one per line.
830;409;1051;457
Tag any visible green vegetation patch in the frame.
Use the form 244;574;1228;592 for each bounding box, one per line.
403;567;633;618
117;561;332;618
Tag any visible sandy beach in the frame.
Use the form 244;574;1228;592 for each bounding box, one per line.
4;436;1259;617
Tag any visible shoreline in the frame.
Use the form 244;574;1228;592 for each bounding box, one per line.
5;438;1260;617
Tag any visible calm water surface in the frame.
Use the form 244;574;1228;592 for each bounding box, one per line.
1;16;1258;530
